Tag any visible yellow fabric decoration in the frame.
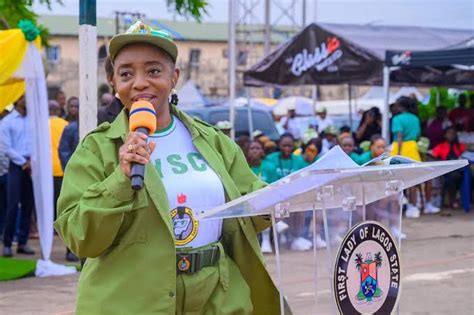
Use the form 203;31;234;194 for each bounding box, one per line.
0;29;41;111
0;81;26;112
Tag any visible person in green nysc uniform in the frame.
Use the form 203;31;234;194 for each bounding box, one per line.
54;21;290;315
265;133;310;251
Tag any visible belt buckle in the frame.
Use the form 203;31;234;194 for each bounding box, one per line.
177;254;192;273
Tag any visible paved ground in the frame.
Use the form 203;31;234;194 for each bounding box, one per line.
0;208;473;314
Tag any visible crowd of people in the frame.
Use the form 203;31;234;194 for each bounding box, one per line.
0;88;118;259
0;84;471;257
229;93;472;252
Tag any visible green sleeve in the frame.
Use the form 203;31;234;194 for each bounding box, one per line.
54;136;147;258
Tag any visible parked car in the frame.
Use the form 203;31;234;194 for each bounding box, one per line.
278;114;362;137
183;106;280;141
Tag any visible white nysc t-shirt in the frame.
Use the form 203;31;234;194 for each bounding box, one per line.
148;116;225;249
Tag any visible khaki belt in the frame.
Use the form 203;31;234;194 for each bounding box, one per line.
176;244;221;274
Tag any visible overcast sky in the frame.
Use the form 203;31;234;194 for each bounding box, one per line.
34;0;473;30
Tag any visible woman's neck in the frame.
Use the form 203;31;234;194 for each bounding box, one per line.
155;110;172;131
280;153;291;159
248;158;262;167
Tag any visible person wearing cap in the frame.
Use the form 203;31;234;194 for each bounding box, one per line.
215;120;231;137
315;106;334;134
54;21;288;315
279;108;301;139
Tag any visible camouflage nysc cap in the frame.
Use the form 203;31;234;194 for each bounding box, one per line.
108;20;178;63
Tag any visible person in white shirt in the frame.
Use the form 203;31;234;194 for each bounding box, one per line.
279;109;301;139
315;107;334;134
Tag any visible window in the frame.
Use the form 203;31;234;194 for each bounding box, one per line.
237;50;248;66
46;45;61;64
189;49;201;67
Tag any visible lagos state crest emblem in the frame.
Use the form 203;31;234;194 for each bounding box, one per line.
334;221;401;314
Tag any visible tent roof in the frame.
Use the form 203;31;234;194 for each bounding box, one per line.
243;23;473;87
243;23;381;87
177;80;207;107
384;38;474;87
320;23;472;60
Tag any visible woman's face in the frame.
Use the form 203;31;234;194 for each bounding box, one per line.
340;137;354;154
67;98;79;117
304;144;318;163
445;129;456;143
371;139;386;157
112;43;179;113
247;141;264;161
279;137;294;158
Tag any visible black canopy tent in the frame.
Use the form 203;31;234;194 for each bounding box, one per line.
241;23;472;138
385;38;474;87
243;23;382;87
381;39;474;138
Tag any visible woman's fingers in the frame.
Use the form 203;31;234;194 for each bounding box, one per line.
148;142;156;155
119;132;155;178
122;152;149;165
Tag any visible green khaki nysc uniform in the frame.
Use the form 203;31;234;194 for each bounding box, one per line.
54;106;291;314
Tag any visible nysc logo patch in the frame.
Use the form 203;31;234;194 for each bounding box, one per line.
334;221;401;314
171;193;198;246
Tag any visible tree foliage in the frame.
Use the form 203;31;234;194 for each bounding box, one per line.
0;0;208;45
167;0;208;22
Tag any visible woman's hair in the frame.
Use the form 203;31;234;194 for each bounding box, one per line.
67;96;79;104
443;126;459;143
302;138;322;153
279;132;295;142
396;96;418;115
105;56;114;82
245;140;264;158
370;134;385;145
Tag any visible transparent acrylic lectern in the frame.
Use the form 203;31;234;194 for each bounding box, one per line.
196;147;468;314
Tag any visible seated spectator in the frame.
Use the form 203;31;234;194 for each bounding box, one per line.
245;140;279;253
426;106;451;149
263;141;277;155
339;133;360;164
358;135;386;165
431;127;466;208
266;133;309;251
355;107;381;144
321;125;338;153
315;107;333;134
301;138;322;166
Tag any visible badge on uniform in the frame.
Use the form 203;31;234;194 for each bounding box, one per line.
177;255;191;272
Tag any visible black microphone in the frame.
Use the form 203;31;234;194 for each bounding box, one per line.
128;101;157;190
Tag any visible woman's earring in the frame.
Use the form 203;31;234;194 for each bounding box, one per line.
170;88;179;106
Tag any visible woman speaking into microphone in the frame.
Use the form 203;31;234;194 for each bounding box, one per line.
55;21;288;314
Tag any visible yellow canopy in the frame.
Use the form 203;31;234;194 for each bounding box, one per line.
0;29;41;111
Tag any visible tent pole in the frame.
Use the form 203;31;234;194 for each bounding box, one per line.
312;85;318;112
79;0;98;139
348;83;353;131
382;66;391;140
247;88;254;140
228;0;237;140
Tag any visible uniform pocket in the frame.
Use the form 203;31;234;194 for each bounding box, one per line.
113;194;149;245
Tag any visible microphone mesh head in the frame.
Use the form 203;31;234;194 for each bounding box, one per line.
129;101;157;133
